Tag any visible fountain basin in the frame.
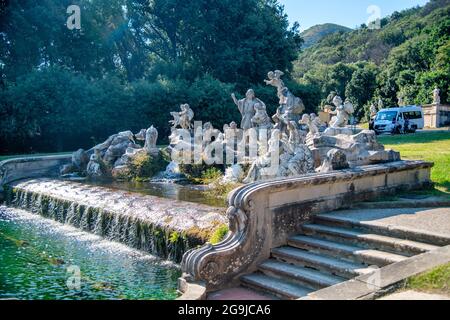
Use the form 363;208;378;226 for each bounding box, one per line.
4;178;227;262
0;206;180;300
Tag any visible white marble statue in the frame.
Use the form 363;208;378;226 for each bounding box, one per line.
329;96;354;128
370;103;378;119
144;125;159;154
378;98;384;111
86;149;104;178
231;89;266;130
170;104;194;130
433;87;441;105
264;70;285;104
251;102;273;131
397;94;405;107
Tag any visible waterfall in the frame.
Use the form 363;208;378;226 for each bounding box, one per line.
3;184;199;263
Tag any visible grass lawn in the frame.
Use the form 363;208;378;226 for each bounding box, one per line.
378;131;450;196
0;152;71;162
405;263;450;296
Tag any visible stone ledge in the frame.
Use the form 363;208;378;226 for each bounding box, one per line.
300;245;450;300
177;278;207;300
353;198;450;209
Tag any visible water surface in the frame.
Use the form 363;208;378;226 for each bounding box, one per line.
79;179;227;208
0;206;180;300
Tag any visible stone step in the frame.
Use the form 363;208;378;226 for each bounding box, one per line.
259;260;345;290
272;246;376;279
314;214;450;247
288;235;407;267
302;224;438;256
241;273;313;300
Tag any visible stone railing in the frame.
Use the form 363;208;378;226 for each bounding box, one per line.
0;155;71;196
180;160;433;293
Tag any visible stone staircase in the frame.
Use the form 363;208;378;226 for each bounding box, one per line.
240;213;447;300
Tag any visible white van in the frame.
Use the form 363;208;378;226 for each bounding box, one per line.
373;106;424;134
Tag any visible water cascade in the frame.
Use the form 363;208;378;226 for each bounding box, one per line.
3;179;226;263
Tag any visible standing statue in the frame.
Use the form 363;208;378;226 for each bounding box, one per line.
378;98;384;110
397;94;405;107
370;103;378;119
144;126;159;154
265;71;305;134
170;104;195;130
329;96;354;128
231;89;266;130
433;87;441;105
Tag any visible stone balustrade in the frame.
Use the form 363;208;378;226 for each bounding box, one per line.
180;160;433;293
0;155;71;198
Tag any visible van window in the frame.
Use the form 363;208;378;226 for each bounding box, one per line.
403;111;422;120
376;111;398;121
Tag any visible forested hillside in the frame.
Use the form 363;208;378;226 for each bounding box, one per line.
294;0;450;120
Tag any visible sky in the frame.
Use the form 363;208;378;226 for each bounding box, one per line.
278;0;430;31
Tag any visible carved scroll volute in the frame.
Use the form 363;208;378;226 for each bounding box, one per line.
180;188;260;291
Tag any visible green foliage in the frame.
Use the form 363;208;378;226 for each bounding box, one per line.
294;0;450;120
201;168;224;185
209;224;230;245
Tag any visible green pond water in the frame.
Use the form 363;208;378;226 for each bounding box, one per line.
0;206;180;300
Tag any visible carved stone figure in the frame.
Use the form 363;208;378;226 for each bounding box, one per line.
300;114;319;143
144;125;159;154
272;88;305;134
317;149;350;173
397;94;405;107
231;90;265;130
86;149;105;178
433;87;441;105
243;129;283;183
329;96;354;128
370;103;378;119
310;113;324;128
264;70;285;104
251;102;273;131
378;98;384;110
170;104;194;130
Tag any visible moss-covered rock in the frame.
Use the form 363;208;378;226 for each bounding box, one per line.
115;151;169;181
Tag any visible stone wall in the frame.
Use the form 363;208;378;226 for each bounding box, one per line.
0;155;71;199
423;104;450;128
180;160;433;293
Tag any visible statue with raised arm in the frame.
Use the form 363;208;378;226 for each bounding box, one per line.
264;70;285;104
266;70;305;133
433;87;441;105
231;89;266;130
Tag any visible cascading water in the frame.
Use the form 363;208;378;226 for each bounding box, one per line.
3;178;227;263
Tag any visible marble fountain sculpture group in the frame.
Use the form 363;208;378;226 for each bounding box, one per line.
61;70;399;183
